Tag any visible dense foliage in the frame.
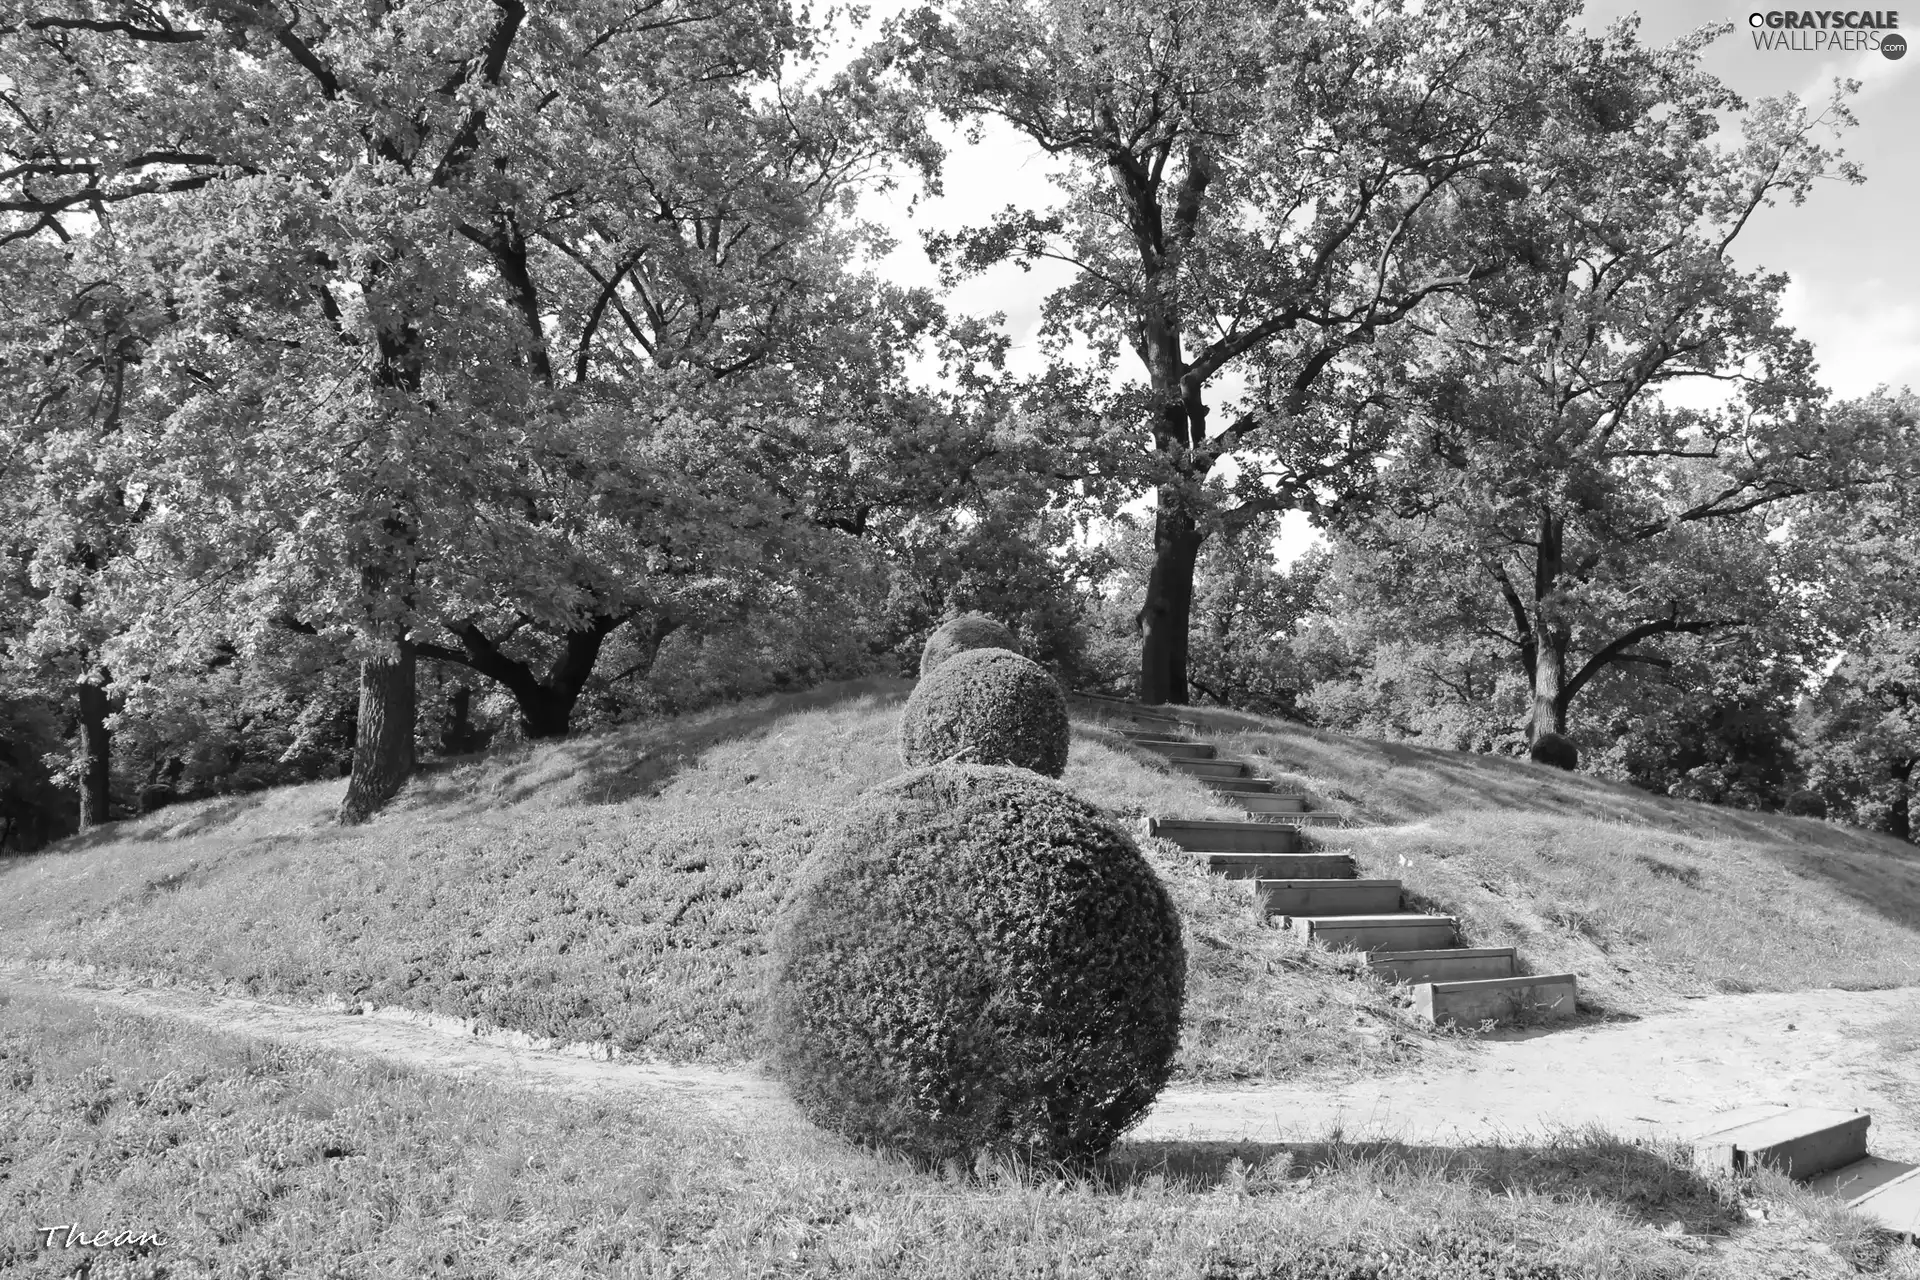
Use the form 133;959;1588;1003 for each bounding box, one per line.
765;763;1186;1167
0;0;1914;847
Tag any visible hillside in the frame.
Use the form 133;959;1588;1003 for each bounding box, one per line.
4;678;1919;1086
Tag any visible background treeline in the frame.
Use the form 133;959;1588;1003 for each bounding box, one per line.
3;0;1917;850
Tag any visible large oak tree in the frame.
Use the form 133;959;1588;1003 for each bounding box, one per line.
880;0;1651;703
1;0;926;820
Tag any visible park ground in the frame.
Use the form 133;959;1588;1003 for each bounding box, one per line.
5;677;1920;1276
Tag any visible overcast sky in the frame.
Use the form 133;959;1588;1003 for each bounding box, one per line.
839;2;1918;559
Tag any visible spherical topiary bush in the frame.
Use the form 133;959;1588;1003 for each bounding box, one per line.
765;763;1187;1168
919;612;1020;677
1529;731;1578;771
899;647;1070;778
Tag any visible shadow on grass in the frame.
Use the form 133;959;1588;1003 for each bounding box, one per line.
1105;1130;1744;1232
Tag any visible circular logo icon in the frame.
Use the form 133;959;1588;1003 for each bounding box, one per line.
1884;32;1909;59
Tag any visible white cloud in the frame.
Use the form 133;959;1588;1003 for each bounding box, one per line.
1780;276;1920;398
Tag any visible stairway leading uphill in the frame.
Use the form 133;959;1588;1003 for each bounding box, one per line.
1073;694;1920;1236
1076;693;1578;1029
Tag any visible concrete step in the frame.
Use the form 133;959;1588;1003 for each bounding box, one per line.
1292;913;1456;951
1414;973;1579;1027
1238;793;1308;814
1200;776;1274;793
1808;1155;1918;1204
1258;878;1402;917
1370;947;1517;985
1252;812;1346;828
1175;758;1252;779
1078;700;1185;730
1844;1164;1920;1239
1147;817;1301;854
1128;737;1216;760
1203;852;1356;880
1694;1108;1871;1182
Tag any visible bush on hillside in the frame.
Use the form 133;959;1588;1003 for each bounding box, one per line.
899;647;1069;777
765;763;1186;1168
919;612;1020;677
1783;788;1828;818
1529;731;1578;771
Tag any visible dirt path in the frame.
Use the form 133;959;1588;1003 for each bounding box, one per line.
6;967;1917;1155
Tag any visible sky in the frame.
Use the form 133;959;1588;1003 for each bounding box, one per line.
835;1;1919;562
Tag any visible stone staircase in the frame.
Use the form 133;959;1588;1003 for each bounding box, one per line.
1078;692;1919;1238
1078;695;1578;1029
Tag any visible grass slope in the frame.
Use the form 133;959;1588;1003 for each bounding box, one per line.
8;680;1920;1084
1169;707;1920;1014
0;679;1420;1082
6;984;1906;1280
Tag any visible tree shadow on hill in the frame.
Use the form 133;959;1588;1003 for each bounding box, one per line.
1104;1130;1744;1232
395;675;914;814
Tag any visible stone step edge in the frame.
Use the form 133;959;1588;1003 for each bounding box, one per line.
1846;1165;1920;1238
1694;1108;1872;1182
1414;973;1579;1026
1418;972;1579;995
1254;878;1403;890
1295;913;1457;928
1369;946;1516;965
1148;817;1313;833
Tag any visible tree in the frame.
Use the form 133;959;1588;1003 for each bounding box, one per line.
1787;391;1920;838
1082;515;1324;717
0;231;171;828
880;0;1656;704
1;0;918;820
1332;49;1889;752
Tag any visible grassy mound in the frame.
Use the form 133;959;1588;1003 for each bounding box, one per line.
0;679;1385;1081
9;680;1919;1087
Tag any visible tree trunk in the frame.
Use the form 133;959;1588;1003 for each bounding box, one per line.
76;680;112;829
440;684;488;755
1139;504;1205;705
1890;758;1914;843
424;614;622;740
339;639;417;825
1528;510;1570;743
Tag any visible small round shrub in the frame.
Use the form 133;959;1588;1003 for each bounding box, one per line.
1784;788;1828;818
1529;731;1578;771
765;763;1186;1168
899;647;1069;778
919;612;1019;677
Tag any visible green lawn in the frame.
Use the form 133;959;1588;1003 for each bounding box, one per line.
8;984;1905;1280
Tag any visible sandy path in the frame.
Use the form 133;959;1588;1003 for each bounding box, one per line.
1136;989;1920;1155
6;967;1917;1156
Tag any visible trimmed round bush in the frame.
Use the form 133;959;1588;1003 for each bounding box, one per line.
919;612;1019;677
1529;731;1578;771
765;763;1187;1168
899;647;1069;778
